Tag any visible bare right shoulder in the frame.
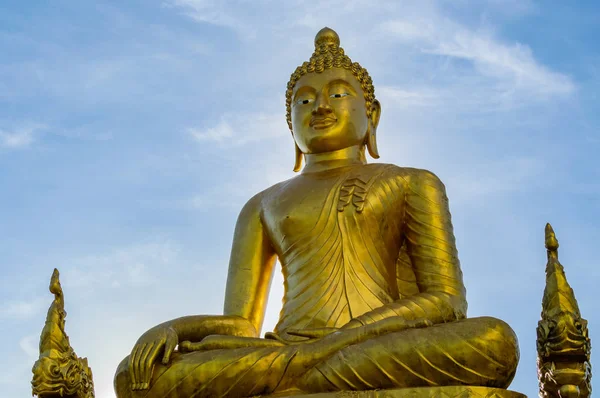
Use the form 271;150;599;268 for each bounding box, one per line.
238;176;299;219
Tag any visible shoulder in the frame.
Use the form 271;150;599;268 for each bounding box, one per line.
238;177;297;217
373;164;446;190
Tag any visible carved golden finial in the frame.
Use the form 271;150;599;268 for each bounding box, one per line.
537;225;591;398
314;27;340;48
32;269;94;398
545;223;559;252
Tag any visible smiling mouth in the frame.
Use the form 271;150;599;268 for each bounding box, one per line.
310;118;337;129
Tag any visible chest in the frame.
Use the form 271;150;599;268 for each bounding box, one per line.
262;169;405;254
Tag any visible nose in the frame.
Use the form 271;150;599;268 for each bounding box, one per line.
312;94;333;116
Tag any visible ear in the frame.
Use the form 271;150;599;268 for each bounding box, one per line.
366;100;381;159
293;142;304;172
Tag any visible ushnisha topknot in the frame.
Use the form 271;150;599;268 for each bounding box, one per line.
285;27;376;132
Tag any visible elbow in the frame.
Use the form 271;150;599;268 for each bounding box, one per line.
444;292;467;320
424;291;467;321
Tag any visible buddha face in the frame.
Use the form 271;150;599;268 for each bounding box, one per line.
291;68;379;155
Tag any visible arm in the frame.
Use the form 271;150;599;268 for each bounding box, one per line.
129;192;277;389
224;191;278;335
348;169;467;327
163;191;277;340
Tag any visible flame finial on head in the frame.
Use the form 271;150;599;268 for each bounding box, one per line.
314;27;340;48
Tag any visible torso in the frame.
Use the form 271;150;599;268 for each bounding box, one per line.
260;163;410;333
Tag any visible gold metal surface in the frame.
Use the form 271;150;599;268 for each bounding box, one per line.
114;27;520;398
537;224;591;397
258;386;527;398
32;269;95;398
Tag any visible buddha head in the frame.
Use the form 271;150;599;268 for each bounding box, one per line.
286;27;381;171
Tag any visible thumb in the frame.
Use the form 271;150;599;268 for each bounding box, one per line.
162;331;178;365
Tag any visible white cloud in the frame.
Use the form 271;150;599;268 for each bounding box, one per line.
0;124;45;149
0;298;46;320
187;119;234;142
378;86;442;108
445;156;546;204
164;0;256;38
166;0;574;111
187;111;287;146
19;334;39;359
65;240;181;291
380;15;575;99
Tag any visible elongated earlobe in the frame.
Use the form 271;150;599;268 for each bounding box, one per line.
366;127;380;159
293;143;304;172
367;100;381;159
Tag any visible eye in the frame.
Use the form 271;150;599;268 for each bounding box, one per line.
295;98;314;105
330;92;349;99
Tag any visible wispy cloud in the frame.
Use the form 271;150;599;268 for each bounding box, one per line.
167;0;574;112
380;16;574;100
378;86;442;108
0;298;46;320
66;240;181;291
19;334;39;359
164;0;256;38
445;156;546;204
0;123;45;149
187;120;233;143
187;111;287;146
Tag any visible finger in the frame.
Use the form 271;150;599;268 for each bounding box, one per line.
264;332;288;343
288;328;337;338
162;333;177;365
341;319;364;329
134;343;148;390
287;329;320;338
130;345;143;389
141;342;158;389
127;346;137;390
143;343;162;390
139;342;155;388
179;340;192;353
407;318;433;328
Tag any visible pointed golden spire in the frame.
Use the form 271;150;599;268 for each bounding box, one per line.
545;223;559;252
541;223;581;319
32;269;94;398
537;224;591;398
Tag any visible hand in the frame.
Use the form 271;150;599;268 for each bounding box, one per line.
129;323;178;391
180;335;285;352
283;318;363;341
286;327;340;340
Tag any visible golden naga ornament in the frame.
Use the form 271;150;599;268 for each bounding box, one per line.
537;224;592;398
32;269;95;398
112;27;523;397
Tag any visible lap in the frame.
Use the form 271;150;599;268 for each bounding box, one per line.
301;316;519;392
115;317;518;397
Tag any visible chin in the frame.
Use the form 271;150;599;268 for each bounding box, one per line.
305;136;358;154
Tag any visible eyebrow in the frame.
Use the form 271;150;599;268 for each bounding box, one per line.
293;85;316;101
327;79;357;94
293;78;357;100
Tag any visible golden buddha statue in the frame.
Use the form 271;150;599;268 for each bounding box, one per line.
114;27;521;398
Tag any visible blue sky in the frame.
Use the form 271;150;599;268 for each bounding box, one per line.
1;1;598;397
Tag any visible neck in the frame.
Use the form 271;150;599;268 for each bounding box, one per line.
302;145;367;173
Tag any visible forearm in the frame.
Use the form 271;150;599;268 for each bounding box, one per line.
351;292;466;326
169;315;258;341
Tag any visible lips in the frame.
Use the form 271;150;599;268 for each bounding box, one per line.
310;117;337;129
